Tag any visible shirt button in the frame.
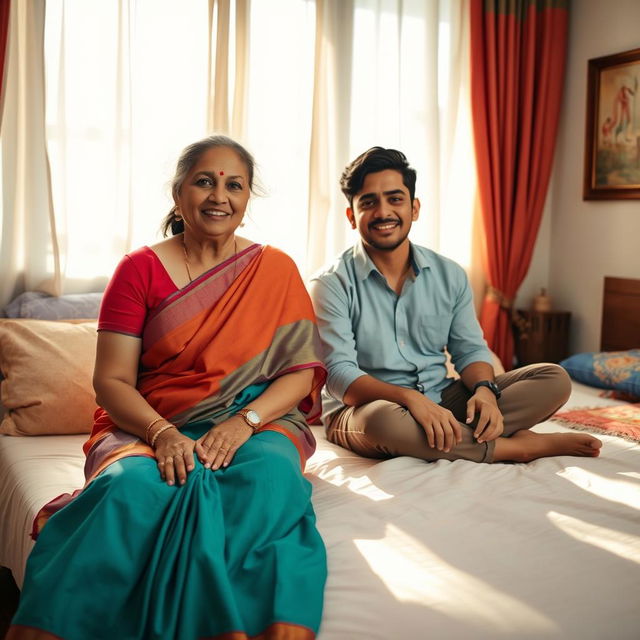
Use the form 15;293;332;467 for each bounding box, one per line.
399;340;405;347
416;383;424;393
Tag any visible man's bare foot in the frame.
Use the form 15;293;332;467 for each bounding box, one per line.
493;429;602;463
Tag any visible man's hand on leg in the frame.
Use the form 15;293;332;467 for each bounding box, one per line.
404;391;462;452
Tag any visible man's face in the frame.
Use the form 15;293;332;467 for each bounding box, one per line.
347;169;419;252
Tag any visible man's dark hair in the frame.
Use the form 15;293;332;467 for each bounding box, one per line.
340;147;417;207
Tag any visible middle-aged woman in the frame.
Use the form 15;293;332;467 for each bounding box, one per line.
8;136;328;640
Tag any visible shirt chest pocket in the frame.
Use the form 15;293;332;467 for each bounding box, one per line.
418;313;453;351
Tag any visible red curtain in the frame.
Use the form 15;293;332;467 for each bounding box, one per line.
0;0;10;130
470;0;568;369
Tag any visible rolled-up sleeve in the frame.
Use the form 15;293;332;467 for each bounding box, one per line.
447;269;494;372
309;276;368;401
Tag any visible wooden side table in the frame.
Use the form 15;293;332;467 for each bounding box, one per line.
513;310;571;366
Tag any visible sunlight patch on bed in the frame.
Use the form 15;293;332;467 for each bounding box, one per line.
547;511;640;564
337;475;394;500
619;471;640;480
354;524;557;633
308;450;395;500
557;467;640;510
312;469;395;501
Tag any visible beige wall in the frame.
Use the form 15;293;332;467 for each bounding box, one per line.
521;0;640;355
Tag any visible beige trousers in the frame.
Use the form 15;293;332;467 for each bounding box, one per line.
326;363;572;463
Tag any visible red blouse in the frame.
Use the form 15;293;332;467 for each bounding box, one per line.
98;247;178;337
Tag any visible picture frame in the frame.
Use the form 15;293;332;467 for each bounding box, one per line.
583;47;640;200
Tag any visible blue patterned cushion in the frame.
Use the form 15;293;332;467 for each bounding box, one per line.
2;291;102;320
560;350;640;398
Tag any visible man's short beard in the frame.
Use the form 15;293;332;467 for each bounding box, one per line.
365;220;410;252
367;236;407;252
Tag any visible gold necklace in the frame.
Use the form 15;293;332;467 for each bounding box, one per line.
182;237;238;283
182;240;194;283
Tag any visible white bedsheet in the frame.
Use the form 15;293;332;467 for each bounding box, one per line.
308;382;640;640
0;433;86;587
1;382;639;639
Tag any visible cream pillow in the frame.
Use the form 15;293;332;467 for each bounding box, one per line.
0;319;98;435
491;350;506;375
444;349;506;380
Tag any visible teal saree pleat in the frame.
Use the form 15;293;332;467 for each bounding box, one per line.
13;431;326;640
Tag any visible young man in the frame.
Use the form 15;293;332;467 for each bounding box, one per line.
310;147;601;463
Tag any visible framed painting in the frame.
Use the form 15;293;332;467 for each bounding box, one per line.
583;47;640;200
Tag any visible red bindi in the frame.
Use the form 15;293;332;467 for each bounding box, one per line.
219;171;224;176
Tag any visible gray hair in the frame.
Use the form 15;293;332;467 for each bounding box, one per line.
161;135;256;236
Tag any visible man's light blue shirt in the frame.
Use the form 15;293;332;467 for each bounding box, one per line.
309;240;493;425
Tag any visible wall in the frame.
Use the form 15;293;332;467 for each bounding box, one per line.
526;0;640;354
515;182;553;311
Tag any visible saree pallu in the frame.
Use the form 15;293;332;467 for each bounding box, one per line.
13;244;327;640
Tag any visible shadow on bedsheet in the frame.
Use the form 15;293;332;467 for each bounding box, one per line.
0;567;19;640
307;446;640;640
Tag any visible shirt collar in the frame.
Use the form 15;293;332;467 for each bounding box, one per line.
353;239;432;281
353;240;378;280
410;243;433;273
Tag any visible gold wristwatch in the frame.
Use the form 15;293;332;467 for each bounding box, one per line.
236;408;262;431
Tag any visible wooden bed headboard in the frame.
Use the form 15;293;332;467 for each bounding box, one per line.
601;277;640;351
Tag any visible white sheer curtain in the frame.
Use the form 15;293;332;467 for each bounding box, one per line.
1;0;59;304
0;0;476;306
245;0;477;279
42;0;210;292
207;0;249;139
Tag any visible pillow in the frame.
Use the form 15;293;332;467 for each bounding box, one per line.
560;349;640;398
0;376;4;421
491;350;506;376
0;319;98;435
445;349;505;380
2;291;102;320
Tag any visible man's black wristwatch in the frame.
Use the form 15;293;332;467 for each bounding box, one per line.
473;380;501;399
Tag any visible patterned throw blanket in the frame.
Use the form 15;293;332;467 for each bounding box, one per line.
552;403;640;442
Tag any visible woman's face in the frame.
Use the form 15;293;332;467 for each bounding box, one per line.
175;145;251;242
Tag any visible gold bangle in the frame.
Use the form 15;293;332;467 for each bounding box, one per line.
144;416;166;443
150;423;177;448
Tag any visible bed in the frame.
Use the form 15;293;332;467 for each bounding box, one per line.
1;278;639;639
